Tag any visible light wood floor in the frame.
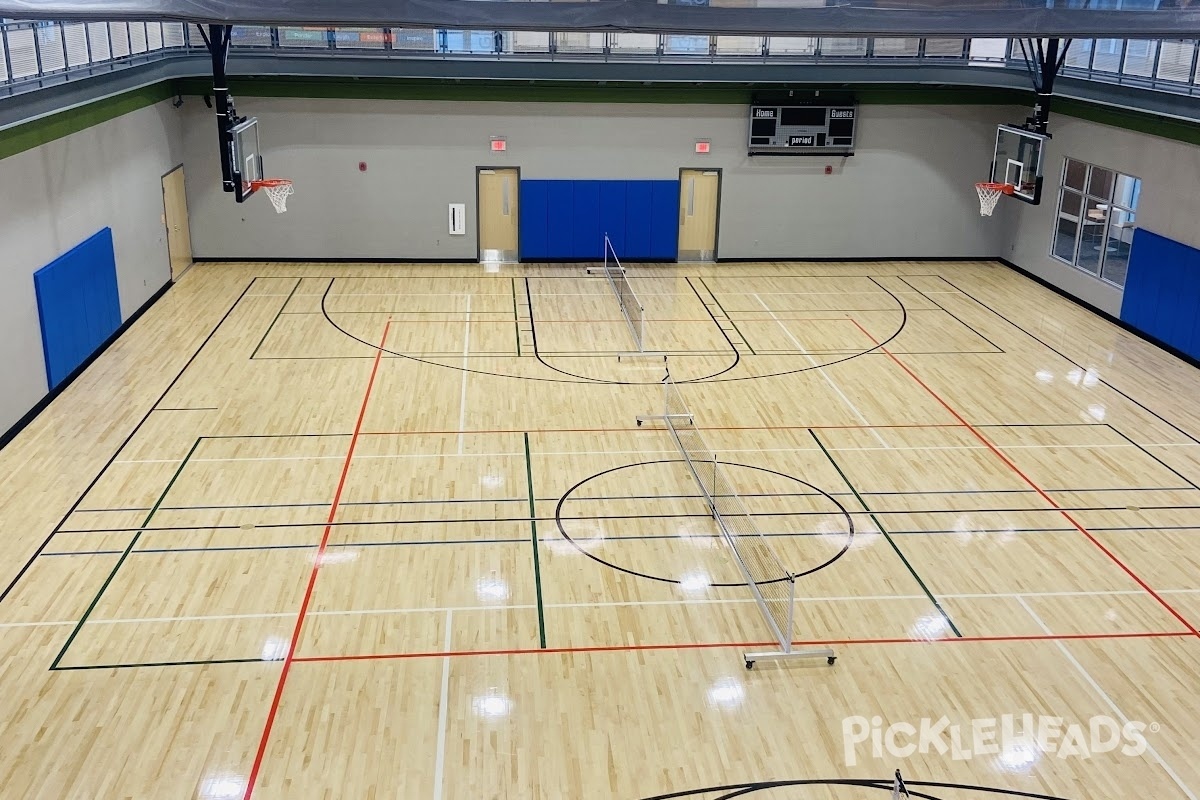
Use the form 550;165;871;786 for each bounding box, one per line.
1;260;1199;799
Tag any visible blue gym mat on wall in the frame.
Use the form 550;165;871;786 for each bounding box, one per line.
1120;228;1200;362
33;228;122;389
519;179;679;261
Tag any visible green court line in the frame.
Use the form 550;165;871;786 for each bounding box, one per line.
809;429;963;638
49;438;203;670
511;278;522;357
250;277;302;360
524;432;547;648
51;656;266;672
698;276;757;356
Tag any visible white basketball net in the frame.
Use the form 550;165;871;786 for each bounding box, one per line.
975;183;1008;217
259;181;294;214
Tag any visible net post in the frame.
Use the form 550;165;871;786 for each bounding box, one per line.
783;575;796;655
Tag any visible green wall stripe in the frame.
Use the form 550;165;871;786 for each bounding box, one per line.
1056;97;1200;147
3;75;1199;163
0;83;174;162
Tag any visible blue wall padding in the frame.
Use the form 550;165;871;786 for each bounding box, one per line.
518;179;680;260
1118;227;1200;359
1120;229;1200;360
33;228;122;389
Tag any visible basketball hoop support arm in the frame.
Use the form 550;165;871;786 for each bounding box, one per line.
1018;37;1070;136
197;24;241;196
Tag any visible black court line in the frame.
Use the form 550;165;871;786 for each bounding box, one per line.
280;311;515;317
266;273;950;281
940;276;1200;446
50;438;203;670
697;276;758;355
1104;423;1200;491
810;429;963;637
0;277;258;607
895;276;1006;353
43;521;1200;559
67;485;1197;517
745;350;1001;356
319;275;911;385
52;502;1200;536
249;277;303;360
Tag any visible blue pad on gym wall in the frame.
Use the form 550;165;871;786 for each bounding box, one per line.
1120;228;1200;362
519;179;679;261
34;228;122;389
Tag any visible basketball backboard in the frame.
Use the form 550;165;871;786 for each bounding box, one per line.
991;124;1048;205
230;116;263;201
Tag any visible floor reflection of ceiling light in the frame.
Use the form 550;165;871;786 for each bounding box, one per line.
480;474;504;489
313;549;359;566
472;692;512;718
909;614;951;641
260;637;289;661
476;576;510;602
1035;369;1054;384
1087;404;1107;421
996;742;1040;773
706;678;746;709
199;774;246;800
678;571;711;593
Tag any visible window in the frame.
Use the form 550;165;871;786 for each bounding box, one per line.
1051;157;1141;288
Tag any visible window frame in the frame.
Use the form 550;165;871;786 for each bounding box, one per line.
1049;156;1141;289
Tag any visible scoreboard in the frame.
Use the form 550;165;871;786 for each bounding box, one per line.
748;92;857;156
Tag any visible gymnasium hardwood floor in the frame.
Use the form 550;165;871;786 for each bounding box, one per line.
1;260;1198;799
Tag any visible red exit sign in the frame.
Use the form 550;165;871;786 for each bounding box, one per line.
490;138;507;152
695;141;711;154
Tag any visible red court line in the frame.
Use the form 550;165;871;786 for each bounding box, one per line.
358;422;965;437
242;320;392;800
847;318;1200;639
291;630;1192;665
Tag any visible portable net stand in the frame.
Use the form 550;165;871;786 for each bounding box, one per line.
587;234;665;362
251;179;294;214
638;370;836;670
975;181;1014;216
892;769;910;799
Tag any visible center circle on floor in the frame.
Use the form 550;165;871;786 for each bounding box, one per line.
553;459;854;586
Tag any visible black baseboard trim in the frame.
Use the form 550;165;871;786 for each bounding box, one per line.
715;256;997;263
0;279;174;453
194;257;481;265
998;258;1200;373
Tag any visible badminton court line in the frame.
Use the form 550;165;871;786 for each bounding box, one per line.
849;318;1200;639
1017;597;1198;800
10;587;1200;631
752;292;887;447
459;294;471;455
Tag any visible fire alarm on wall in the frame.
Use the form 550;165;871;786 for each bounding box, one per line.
359;162;368;172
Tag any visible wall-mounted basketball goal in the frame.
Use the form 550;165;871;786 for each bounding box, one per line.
976;37;1069;217
196;24;293;213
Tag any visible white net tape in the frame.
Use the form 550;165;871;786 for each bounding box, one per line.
260;181;294;214
976;183;1007;217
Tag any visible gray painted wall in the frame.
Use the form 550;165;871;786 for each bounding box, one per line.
180;98;1005;260
1000;108;1200;317
0;100;181;434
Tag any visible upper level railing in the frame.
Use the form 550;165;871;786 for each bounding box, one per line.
2;20;1199;101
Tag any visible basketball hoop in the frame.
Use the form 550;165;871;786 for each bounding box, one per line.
250;179;294;214
975;182;1014;217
